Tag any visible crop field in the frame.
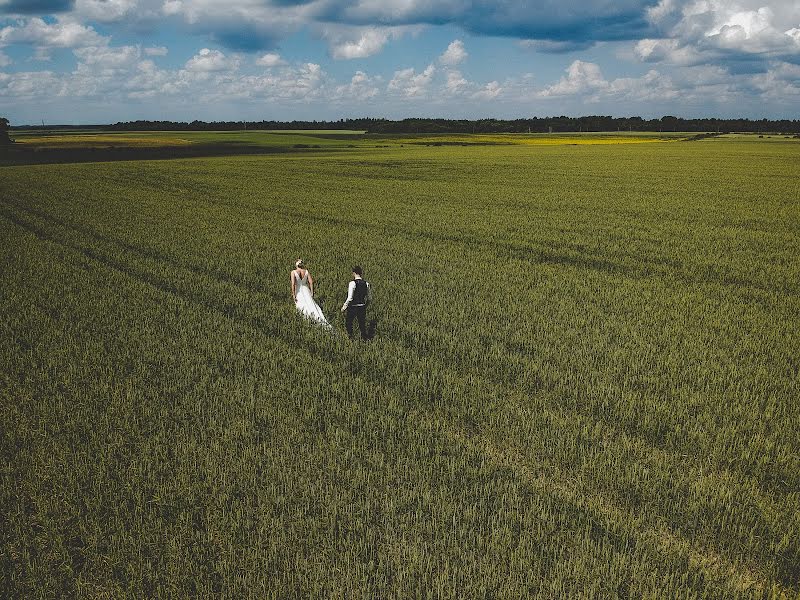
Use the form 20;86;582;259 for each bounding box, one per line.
9;128;692;150
1;136;798;598
8;129;368;149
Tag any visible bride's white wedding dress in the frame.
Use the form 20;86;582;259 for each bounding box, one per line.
294;270;331;328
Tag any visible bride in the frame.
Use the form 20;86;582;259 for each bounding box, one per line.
291;259;330;328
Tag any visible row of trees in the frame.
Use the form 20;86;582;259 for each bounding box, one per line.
106;116;800;134
8;116;800;134
1;117;11;144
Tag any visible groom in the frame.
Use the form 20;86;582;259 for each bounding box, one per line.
341;265;371;340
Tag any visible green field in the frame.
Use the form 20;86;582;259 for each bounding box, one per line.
8;128;692;150
1;135;798;598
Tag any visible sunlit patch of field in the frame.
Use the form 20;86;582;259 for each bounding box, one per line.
13;134;194;147
714;133;800;143
385;133;685;146
10;129;370;150
9;129;695;152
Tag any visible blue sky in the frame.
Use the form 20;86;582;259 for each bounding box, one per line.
1;0;799;124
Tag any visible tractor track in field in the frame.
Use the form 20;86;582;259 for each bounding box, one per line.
2;197;796;499
2;198;796;595
277;209;799;299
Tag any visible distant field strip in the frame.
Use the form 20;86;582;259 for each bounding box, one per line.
1;139;798;597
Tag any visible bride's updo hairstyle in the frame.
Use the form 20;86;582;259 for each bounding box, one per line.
295;259;305;269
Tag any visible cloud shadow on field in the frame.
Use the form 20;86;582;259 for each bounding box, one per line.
0;144;319;167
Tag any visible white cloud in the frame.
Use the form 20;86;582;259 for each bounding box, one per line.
158;0;319;50
185;48;240;72
634;38;704;65
0;69;61;98
642;0;800;66
536;60;679;103
0;17;107;49
604;69;678;101
749;61;800;98
144;45;168;56
332;69;380;100
328;27;389;59
227;62;327;101
320;25;418;60
162;0;182;16
74;45;140;68
74;0;138;22
538;60;608;97
439;39;467;65
0;50;10;67
444;69;468;94
472;80;501;99
255;52;284;67
388;63;435;97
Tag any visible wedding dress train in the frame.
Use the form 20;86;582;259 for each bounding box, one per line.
294;270;331;328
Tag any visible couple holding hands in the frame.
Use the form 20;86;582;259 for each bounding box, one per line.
290;259;372;339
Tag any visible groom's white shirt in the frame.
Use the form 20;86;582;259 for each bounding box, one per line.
342;276;371;309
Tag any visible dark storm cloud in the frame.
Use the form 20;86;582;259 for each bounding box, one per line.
147;0;664;55
213;26;281;52
0;0;74;14
322;0;660;43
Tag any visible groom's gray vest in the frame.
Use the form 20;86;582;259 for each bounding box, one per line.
352;279;369;306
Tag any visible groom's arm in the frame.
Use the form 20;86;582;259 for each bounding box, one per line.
341;281;355;311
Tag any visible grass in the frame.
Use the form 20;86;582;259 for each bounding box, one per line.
9;128;693;151
1;136;798;598
10;130;367;149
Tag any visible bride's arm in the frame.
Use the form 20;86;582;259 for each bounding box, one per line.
290;271;296;301
309;272;314;296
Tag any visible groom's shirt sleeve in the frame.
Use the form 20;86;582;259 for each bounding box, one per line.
342;281;355;309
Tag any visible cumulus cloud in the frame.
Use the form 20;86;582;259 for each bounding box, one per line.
605;69;678;101
327;27;390;59
74;0;136;22
0;43;346;106
388;63;435;97
535;59;683;103
74;44;139;67
0;16;106;48
439;39;466;65
320;24;417;60
184;48;240;72
157;0;319;51
444;69;468;94
331;69;380;100
639;0;800;69
0;69;61;97
634;37;703;65
750;61;800;98
161;0;181;16
144;45;168;56
472;80;501;100
538;60;608;97
255;52;284;67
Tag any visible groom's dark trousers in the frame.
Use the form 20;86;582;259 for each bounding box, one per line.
346;305;367;339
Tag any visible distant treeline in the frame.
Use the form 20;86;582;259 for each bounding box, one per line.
13;116;800;134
